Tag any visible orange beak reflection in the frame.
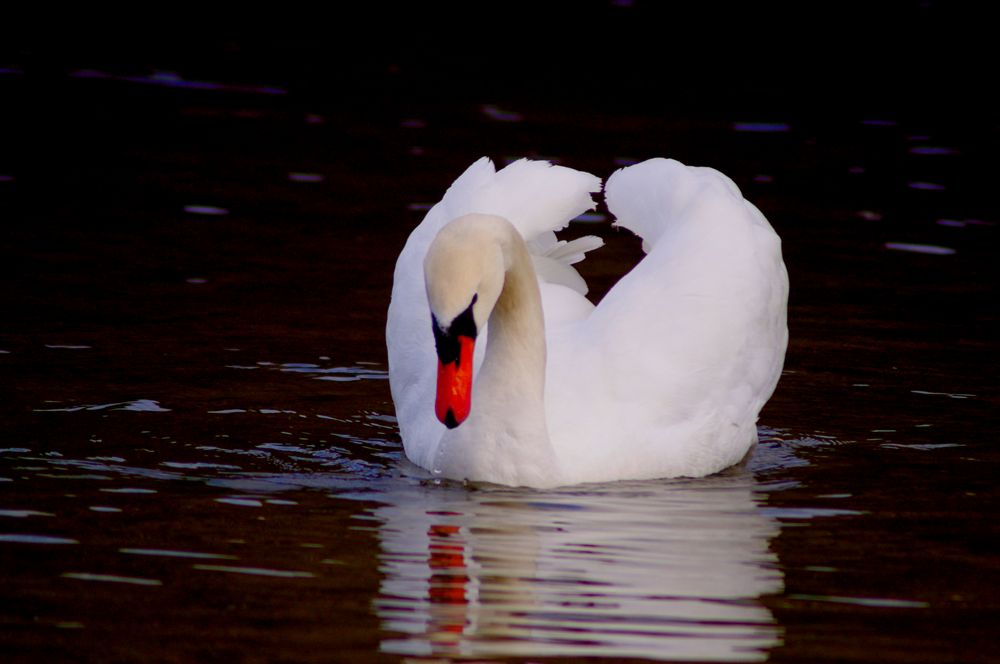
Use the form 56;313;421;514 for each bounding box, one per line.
435;335;475;428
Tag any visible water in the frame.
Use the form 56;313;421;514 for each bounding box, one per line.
3;30;999;662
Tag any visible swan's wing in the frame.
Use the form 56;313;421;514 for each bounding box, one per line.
529;233;605;295
546;158;789;481
387;157;601;467
473;159;604;325
393;157;602;290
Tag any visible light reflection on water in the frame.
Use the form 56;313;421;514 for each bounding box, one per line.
371;473;784;661
34;399;171;413
68;69;287;95
731;122;791;133
1;405;987;661
5;386;808;630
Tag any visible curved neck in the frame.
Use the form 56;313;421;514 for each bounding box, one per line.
434;219;560;487
480;231;547;402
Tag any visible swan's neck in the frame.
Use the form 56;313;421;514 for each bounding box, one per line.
435;222;561;487
480;232;547;410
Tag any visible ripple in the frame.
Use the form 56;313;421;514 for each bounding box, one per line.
237;361;388;383
374;476;783;660
789;594;928;609
885;242;955;255
909;146;958;156
935;218;994;228
0;533;78;544
62;572;162;586
0;509;54;518
45;458;180;482
120;548;238;560
183;205;229;216
732;122;791;133
34;399;171;413
162;462;242;470
911;389;975;399
257;443;311;453
287;172;324;182
215;497;263;507
36;473;112;480
881;443;965;451
70;69;286;95
278;363;388;382
762;506;863;520
907;181;945;191
480;104;524;122
192;565;315;578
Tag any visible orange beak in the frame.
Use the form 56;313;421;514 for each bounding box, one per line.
435;334;475;428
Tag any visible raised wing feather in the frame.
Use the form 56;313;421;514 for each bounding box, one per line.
544;159;789;480
387;158;602;468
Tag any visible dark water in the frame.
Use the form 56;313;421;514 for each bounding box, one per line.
3;23;999;663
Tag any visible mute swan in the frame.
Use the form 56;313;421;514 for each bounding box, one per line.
386;157;787;488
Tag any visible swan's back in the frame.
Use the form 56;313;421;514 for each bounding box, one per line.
545;159;788;482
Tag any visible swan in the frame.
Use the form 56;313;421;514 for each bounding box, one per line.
386;157;787;488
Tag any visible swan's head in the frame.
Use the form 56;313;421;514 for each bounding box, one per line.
424;214;508;428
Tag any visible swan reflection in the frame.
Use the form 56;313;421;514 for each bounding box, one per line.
371;470;782;661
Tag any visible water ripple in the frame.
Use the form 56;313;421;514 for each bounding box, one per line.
62;572;162;586
373;476;783;661
120;548;237;560
0;534;78;544
192;565;314;578
34;399;170;413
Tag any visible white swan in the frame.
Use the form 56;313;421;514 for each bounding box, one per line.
386;157;787;488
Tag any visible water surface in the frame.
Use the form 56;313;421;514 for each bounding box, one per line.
2;34;999;663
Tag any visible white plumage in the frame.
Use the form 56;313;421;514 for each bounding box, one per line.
386;157;788;488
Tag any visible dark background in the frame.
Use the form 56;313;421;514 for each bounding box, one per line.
3;2;994;116
2;5;999;662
